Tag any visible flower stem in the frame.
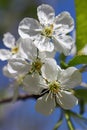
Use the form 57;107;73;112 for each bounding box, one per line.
65;111;75;130
53;109;64;130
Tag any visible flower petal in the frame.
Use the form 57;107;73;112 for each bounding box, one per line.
41;58;58;81
19;38;37;60
8;58;30;75
34;35;54;52
23;74;43;94
43;50;55;59
18;18;41;39
0;49;11;61
3;32;15;48
35;93;55;115
53;35;73;56
56;91;78;109
54;11;74;34
37;4;55;25
59;67;82;89
3;65;17;78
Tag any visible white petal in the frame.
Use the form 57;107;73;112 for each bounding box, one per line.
34;35;54;52
45;51;55;58
23;74;43;94
37;4;55;25
19;38;37;60
56;65;62;80
70;43;77;56
3;32;15;48
8;58;30;75
39;50;56;61
16;38;29;59
70;30;76;56
59;67;82;89
35;93;55;115
3;65;17;78
41;58;58;81
0;49;11;61
54;11;74;34
53;35;73;56
18;18;41;39
56;91;78;109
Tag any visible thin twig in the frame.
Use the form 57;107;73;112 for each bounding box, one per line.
79;65;87;72
53;109;64;130
65;111;75;130
0;94;40;104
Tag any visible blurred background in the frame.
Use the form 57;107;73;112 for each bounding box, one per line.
0;0;82;130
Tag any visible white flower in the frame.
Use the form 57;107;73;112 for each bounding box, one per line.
70;30;77;56
3;65;18;78
3;59;43;95
0;32;22;61
6;38;55;94
35;61;82;115
7;38;55;75
18;4;74;55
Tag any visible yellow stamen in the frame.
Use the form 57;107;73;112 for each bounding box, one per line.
49;81;60;94
42;24;53;37
31;58;43;73
11;46;19;54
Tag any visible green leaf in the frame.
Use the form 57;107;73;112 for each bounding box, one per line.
68;55;87;66
60;61;69;69
75;89;87;102
75;0;87;51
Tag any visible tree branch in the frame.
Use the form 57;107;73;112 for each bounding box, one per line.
0;94;40;104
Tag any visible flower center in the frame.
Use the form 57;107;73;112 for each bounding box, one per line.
42;24;53;37
11;46;19;54
49;81;60;94
31;58;43;73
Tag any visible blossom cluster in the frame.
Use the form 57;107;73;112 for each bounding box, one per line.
0;4;82;115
